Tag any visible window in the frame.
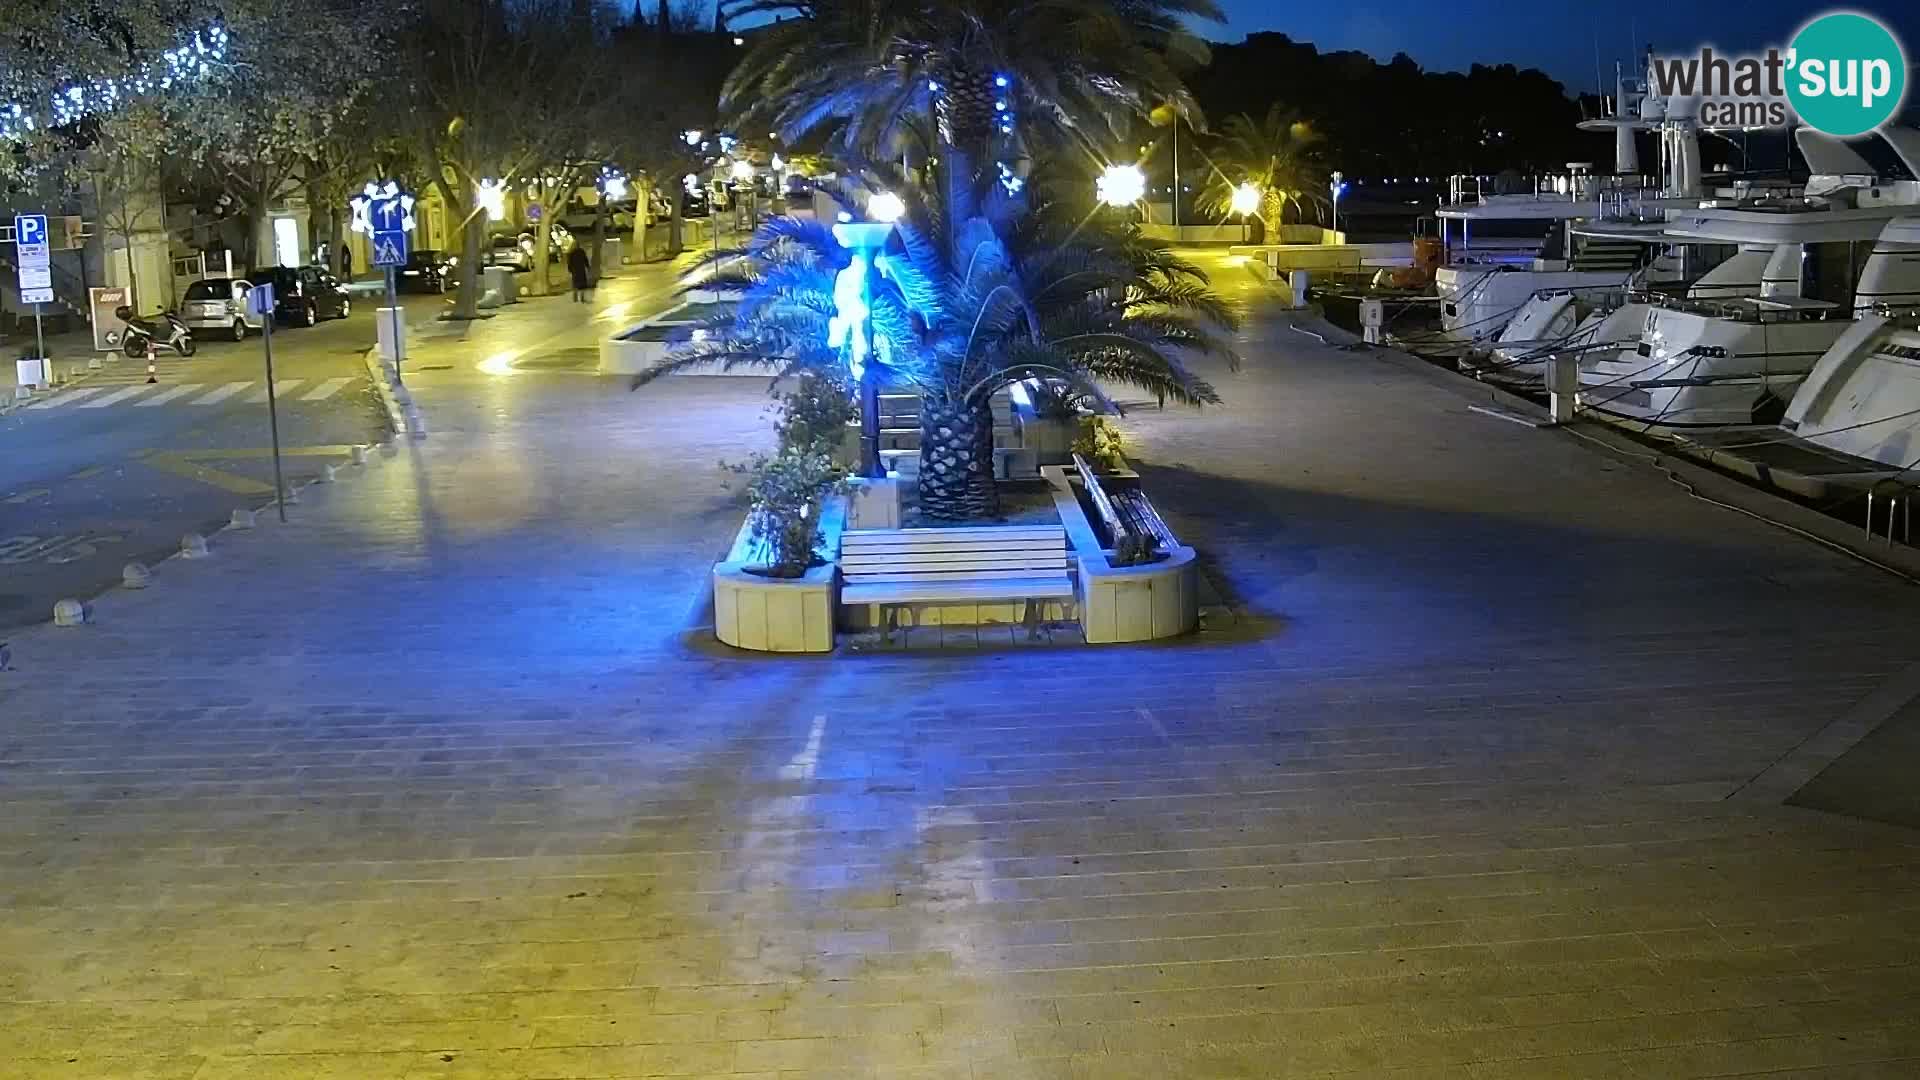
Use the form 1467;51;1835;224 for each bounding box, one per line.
183;281;228;302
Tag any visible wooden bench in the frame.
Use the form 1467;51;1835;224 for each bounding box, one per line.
1072;453;1180;550
840;525;1074;637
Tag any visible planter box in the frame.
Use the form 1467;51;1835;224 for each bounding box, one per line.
712;498;846;653
1042;465;1199;643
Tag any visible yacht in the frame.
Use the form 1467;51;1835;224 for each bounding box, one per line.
1429;57;1835;351
1774;216;1920;470
1577;162;1920;427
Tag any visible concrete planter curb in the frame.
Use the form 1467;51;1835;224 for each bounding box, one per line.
712;498;847;654
1043;465;1200;643
360;347;417;438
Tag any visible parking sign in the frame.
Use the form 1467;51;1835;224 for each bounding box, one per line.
15;213;51;304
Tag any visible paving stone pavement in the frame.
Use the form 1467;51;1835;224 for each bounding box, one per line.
3;255;1920;1079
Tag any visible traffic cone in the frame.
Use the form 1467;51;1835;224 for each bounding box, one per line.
145;340;157;384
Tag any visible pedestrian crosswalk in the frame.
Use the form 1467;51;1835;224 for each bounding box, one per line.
24;377;363;412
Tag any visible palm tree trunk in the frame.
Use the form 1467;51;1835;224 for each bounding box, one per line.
917;395;998;520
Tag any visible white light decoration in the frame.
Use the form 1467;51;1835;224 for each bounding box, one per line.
349;181;415;235
600;167;628;200
730;160;754;181
684;173;701;194
4;25;228;140
1095;165;1146;208
867;191;906;223
1230;181;1261;217
683;129;703;146
476;178;507;221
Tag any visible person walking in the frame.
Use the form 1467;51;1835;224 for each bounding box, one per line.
566;242;593;303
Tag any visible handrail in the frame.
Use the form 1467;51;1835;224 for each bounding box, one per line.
1071;452;1130;546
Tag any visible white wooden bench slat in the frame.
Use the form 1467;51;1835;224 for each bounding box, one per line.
842;579;1076;603
846;567;1071;582
843;548;1062;566
843;526;1065;543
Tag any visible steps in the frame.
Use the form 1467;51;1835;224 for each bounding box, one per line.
1571;237;1649;274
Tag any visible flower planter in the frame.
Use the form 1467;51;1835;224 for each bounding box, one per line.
711;498;846;653
1042;465;1199;643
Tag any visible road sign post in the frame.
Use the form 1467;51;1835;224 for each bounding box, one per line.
370;203;411;385
15;213;51;366
246;284;289;522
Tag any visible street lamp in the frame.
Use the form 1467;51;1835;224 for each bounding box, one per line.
730;160;754;234
1230;181;1261;242
867;191;906;223
1095;164;1146;209
1329;171;1348;238
476;178;506;221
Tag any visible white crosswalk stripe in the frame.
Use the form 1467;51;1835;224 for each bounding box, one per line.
192;382;251;405
26;387;105;409
135;384;202;406
247;379;303;402
79;385;153;408
301;377;352;401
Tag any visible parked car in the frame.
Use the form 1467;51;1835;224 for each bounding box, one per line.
485;234;533;273
395;249;456;293
254;266;351;327
179;277;266;341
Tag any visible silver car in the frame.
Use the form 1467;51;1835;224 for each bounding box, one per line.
180;278;266;341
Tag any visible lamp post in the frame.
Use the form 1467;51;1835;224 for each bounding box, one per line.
832;217;895;479
1329;171;1347;238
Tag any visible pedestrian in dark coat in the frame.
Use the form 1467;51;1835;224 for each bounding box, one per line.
566;243;593;302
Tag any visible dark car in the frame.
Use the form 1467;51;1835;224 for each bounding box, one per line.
395;249;455;293
255;266;351;327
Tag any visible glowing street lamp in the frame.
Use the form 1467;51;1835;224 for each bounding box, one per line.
476;178;506;221
730;160;754;181
1230;181;1261;242
867;191;905;223
831;221;896;479
1329;170;1348;237
1095;164;1146;209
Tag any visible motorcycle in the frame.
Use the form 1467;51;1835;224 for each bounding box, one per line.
115;306;196;358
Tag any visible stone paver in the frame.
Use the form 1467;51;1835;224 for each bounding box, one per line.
2;251;1919;1078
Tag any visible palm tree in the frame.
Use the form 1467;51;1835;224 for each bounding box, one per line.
637;155;1239;520
718;0;1223;166
1198;106;1328;233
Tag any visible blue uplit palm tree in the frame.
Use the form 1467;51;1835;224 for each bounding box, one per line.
719;0;1222;166
636;153;1238;520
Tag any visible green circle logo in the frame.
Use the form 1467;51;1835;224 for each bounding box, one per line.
1787;12;1907;137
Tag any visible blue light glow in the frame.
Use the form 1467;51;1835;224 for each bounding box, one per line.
826;250;872;380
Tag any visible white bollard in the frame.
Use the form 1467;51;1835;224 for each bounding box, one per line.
230;508;257;529
316;464;337;484
122;562;152;589
179;533;210;559
52;599;86;626
280;486;299;505
88;357;103;369
350;445;368;466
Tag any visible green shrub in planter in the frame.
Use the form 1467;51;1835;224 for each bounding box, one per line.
741;446;849;578
1073;415;1127;472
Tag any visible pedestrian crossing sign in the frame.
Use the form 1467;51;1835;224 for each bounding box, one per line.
372;229;409;268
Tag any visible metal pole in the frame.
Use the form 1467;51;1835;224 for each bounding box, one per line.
33;304;44;366
385;266;403;384
262;316;287;523
1171;119;1179;230
859;366;883;480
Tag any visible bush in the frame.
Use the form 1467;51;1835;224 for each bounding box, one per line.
1073;415;1127;471
727;373;856;577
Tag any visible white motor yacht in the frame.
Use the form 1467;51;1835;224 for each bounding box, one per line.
1775;217;1920;469
1577;160;1920;427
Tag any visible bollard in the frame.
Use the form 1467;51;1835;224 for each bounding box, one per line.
52;599;86;626
88;357;102;369
122;562;152;589
350;445;368;466
316;464;337;484
179;533;210;559
280;486;299;505
229;508;257;529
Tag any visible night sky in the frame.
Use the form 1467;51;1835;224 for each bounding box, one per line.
1207;1;1920;94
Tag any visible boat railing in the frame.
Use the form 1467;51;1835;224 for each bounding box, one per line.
1633;289;1851;324
1448;171;1658;208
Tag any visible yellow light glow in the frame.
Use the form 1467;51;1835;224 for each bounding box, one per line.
1230;181;1262;217
1096;164;1146;208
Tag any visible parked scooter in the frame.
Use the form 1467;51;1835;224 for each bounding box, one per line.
115;306;196;358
